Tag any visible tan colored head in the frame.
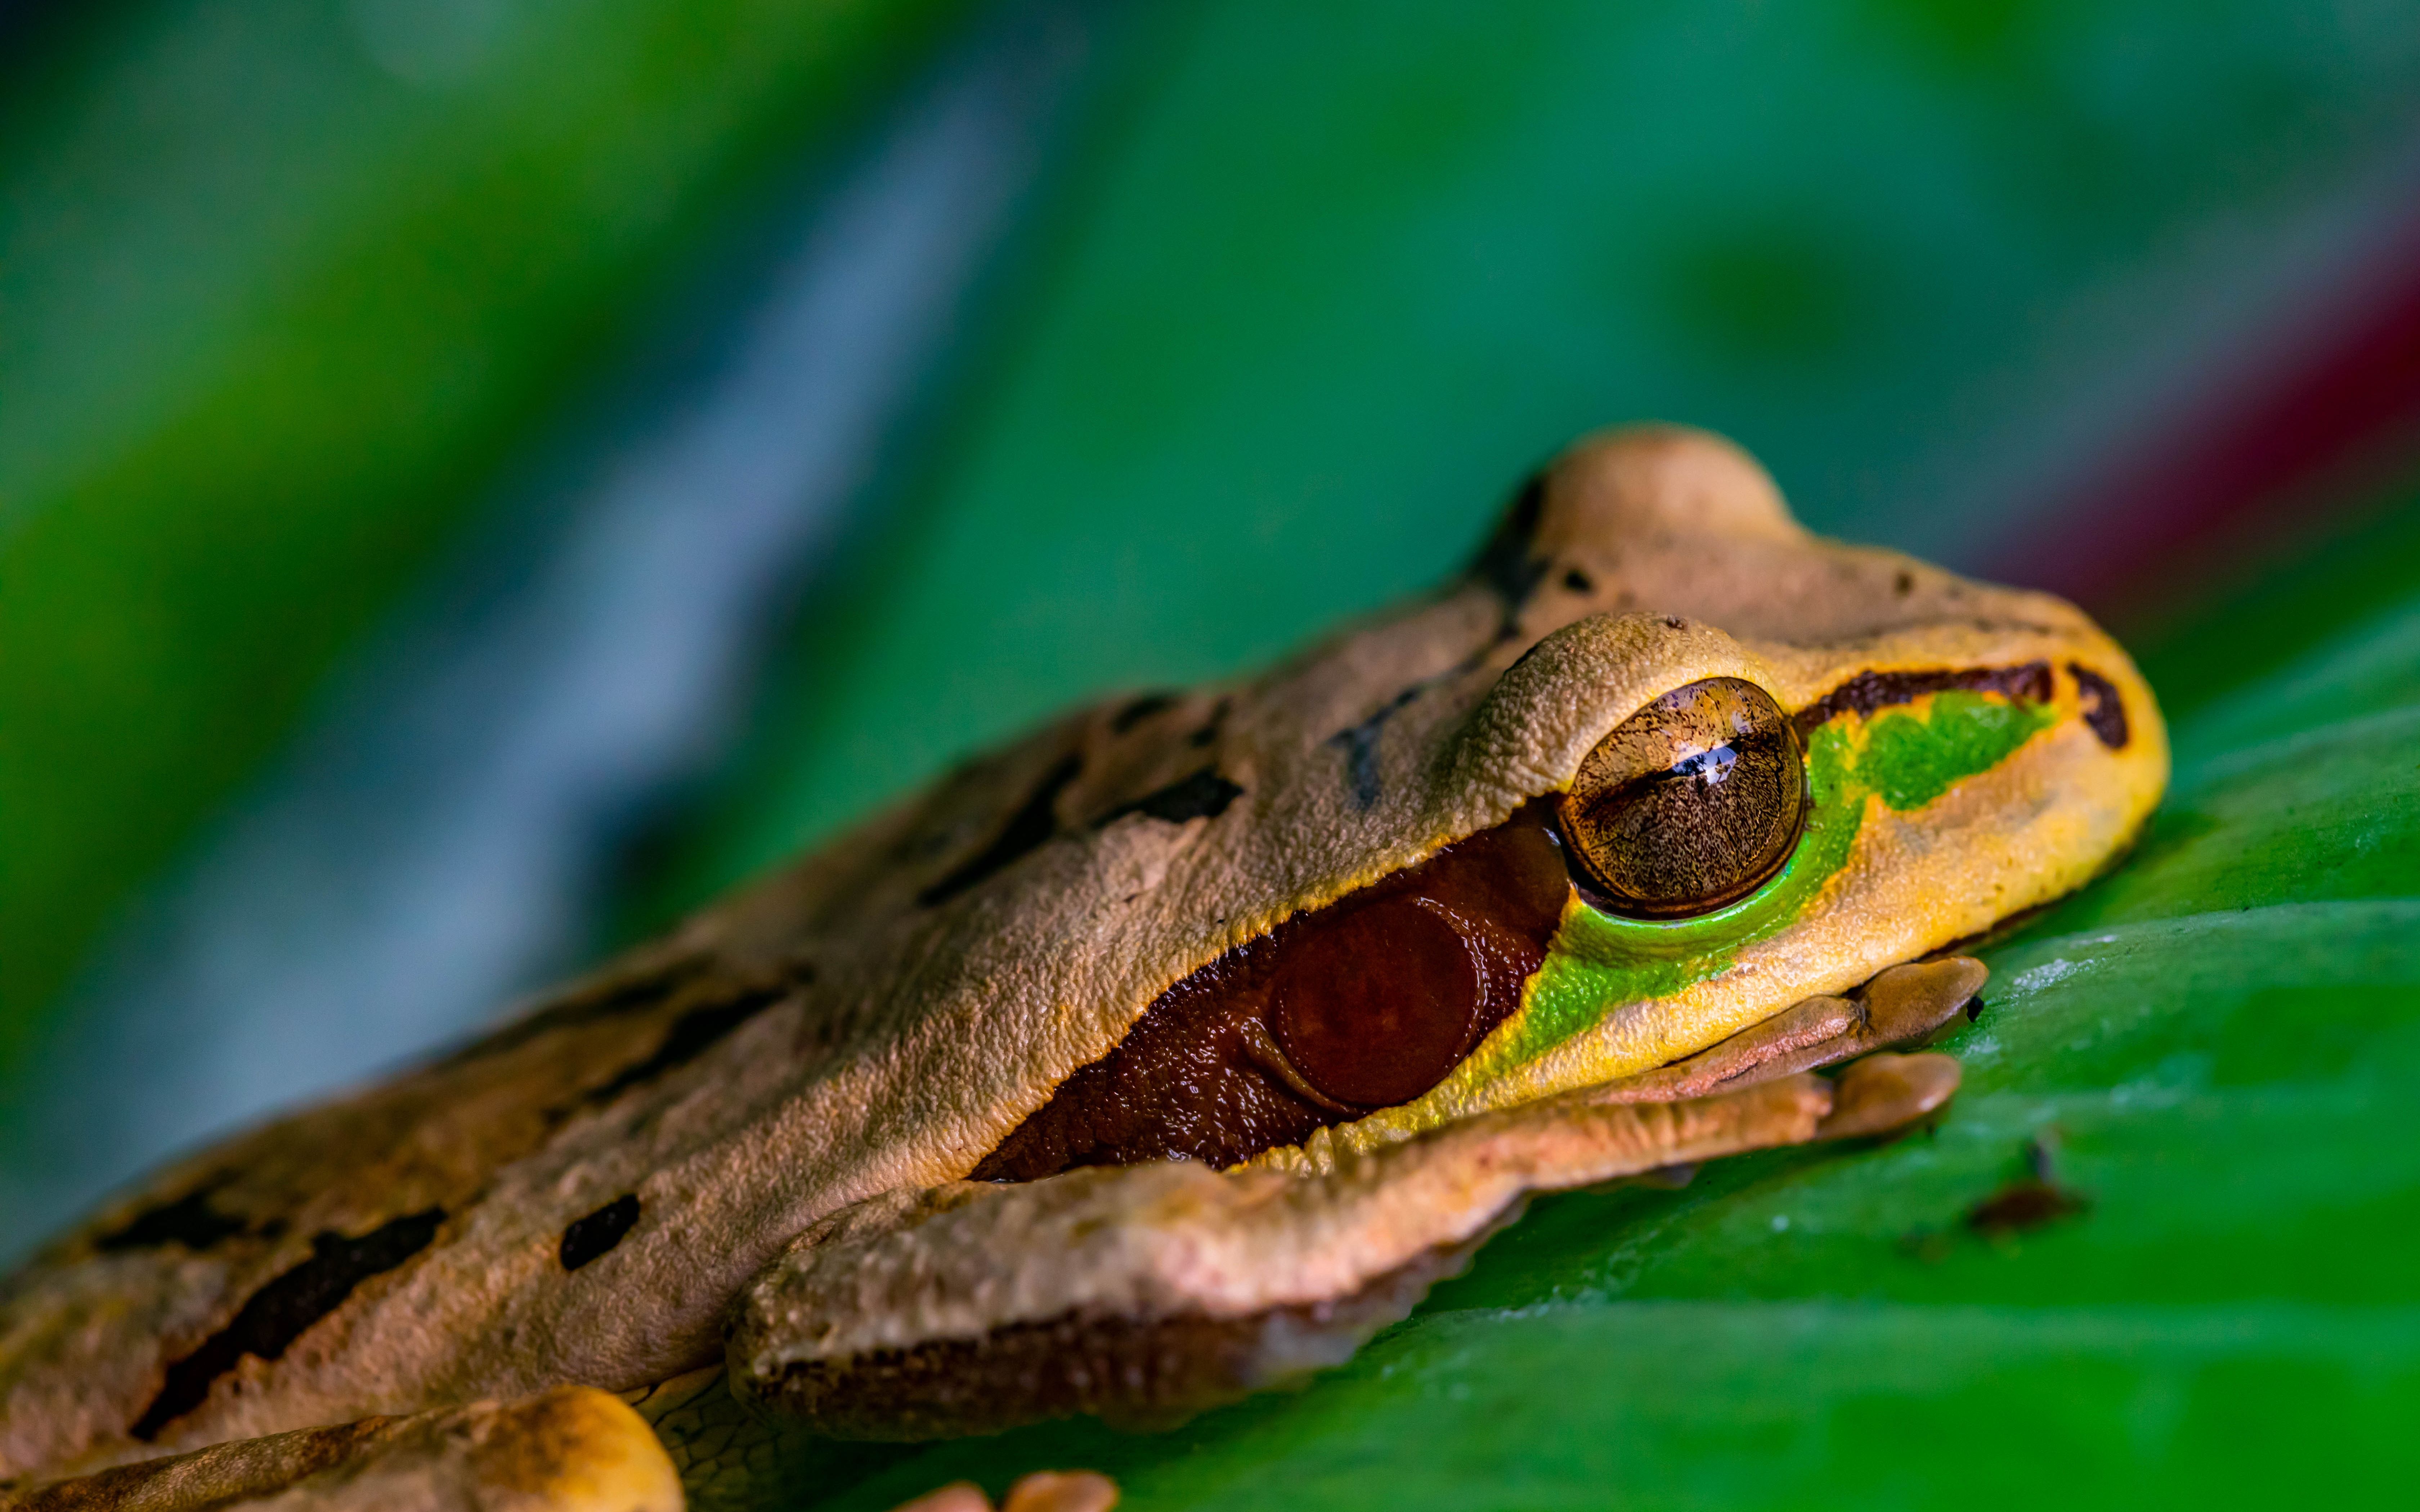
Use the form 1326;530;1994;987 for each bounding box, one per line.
1252;424;2168;1155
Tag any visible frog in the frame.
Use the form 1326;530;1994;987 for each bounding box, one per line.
0;426;2167;1512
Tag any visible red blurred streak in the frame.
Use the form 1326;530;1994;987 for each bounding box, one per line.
1995;215;2420;618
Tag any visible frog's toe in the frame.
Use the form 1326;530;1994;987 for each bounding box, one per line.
1813;1050;1962;1140
5;1387;681;1512
729;1074;1843;1439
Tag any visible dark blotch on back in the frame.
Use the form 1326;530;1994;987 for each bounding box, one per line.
1100;769;1243;827
1326;686;1424;811
1791;662;2053;740
559;1194;641;1271
94;1188;252;1254
1110;693;1179;733
1468;469;1551;615
582;982;791;1108
1189;697;1231;750
2068;663;2130;749
431;952;709;1071
974;800;1573;1178
130;1209;444;1440
919;753;1084;908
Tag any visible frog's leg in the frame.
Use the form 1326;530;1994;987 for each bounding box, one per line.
725;1054;1957;1441
4;1386;680;1512
1601;956;1987;1104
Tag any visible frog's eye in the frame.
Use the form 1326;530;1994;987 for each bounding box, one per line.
1558;676;1806;918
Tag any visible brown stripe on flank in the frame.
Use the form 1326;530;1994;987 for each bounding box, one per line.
1791;662;2052;740
131;1209;445;1440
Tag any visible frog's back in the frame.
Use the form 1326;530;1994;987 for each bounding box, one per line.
0;427;2152;1484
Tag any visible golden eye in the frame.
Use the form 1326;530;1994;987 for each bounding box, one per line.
1558;677;1806;918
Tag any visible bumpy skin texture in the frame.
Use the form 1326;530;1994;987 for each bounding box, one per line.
0;427;2166;1490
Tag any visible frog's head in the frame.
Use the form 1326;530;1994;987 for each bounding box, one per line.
738;425;2165;1186
1262;423;2170;1159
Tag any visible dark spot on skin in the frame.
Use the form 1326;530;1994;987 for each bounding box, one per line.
1099;770;1244;827
1894;570;1915;597
583;984;790;1108
1664;616;1686;630
559;1194;640;1271
1110;693;1179;733
1323;627;1515;810
1326;687;1424;810
430;953;711;1070
131;1209;444;1441
1467;470;1552;625
1790;662;2053;741
1562;566;1594;594
2068;662;2130;749
918;753;1084;907
1188;697;1231;750
94;1188;251;1254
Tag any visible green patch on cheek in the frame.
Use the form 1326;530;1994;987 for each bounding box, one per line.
1470;692;2055;1078
1863;689;2056;811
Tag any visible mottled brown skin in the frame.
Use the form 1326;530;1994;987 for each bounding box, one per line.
0;427;2166;1510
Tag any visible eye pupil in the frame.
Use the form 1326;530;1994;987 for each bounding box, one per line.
1269;897;1485;1108
1559;678;1806;918
1675;744;1738;785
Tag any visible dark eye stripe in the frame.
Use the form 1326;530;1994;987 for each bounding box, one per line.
1790;662;2053;739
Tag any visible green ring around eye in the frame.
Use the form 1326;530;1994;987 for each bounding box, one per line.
1554;797;1842;966
1558;678;1809;918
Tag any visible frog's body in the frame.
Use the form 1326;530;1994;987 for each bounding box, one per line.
0;429;2165;1511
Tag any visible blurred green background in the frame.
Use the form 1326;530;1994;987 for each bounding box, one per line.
5;0;2419;1504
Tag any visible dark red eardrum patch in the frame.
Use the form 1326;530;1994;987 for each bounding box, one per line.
1270;897;1487;1109
973;801;1573;1178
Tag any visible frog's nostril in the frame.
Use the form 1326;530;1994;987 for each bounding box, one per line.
1270;897;1485;1108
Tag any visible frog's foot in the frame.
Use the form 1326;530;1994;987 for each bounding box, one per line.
1602;955;1987;1105
728;1053;1957;1440
2;1386;679;1512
